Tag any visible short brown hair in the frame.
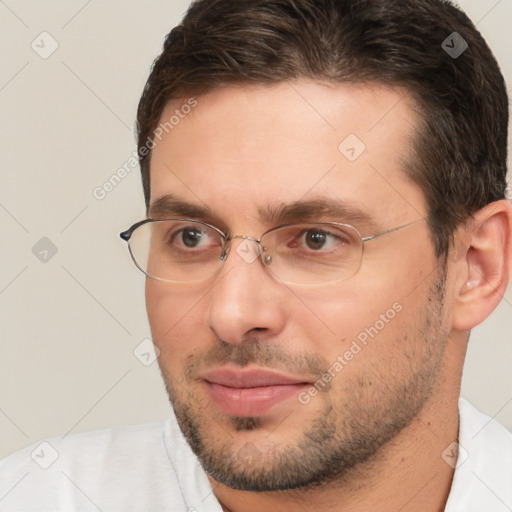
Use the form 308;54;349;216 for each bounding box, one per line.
136;0;508;256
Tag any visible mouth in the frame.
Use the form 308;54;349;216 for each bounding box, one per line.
200;366;312;417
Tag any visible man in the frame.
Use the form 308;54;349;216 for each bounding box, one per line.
1;0;511;510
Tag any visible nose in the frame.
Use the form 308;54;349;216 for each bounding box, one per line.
205;239;287;344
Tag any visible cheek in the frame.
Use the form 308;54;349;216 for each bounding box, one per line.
293;283;402;340
292;260;430;362
296;295;425;393
145;280;207;368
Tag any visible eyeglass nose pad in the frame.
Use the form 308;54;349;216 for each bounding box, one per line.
220;245;230;262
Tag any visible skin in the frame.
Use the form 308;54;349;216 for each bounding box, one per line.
145;80;512;512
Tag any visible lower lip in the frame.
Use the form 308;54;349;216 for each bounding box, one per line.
204;381;307;417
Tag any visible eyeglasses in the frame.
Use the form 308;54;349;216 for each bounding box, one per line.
120;218;422;286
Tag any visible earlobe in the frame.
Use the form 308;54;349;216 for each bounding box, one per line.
452;200;512;331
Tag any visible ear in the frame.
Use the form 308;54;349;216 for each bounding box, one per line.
451;199;512;331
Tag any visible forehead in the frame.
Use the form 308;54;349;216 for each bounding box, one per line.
149;80;427;229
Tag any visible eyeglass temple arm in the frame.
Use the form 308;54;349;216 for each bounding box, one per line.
120;219;152;241
361;218;426;243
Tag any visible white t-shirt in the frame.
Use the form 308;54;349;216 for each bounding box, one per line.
0;398;510;511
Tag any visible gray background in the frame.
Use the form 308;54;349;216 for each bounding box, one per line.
1;0;511;459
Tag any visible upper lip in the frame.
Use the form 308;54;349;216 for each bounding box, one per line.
201;366;311;388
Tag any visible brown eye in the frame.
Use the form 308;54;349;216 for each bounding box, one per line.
180;228;205;247
304;230;329;250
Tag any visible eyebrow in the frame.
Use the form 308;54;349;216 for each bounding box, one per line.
149;194;229;230
259;198;377;230
148;194;377;232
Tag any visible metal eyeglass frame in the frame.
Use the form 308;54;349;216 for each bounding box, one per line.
120;217;425;285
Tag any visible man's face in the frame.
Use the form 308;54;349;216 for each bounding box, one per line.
146;81;450;490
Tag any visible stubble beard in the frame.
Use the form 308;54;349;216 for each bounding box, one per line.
160;268;449;492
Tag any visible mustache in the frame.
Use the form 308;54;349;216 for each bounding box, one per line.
184;338;329;381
